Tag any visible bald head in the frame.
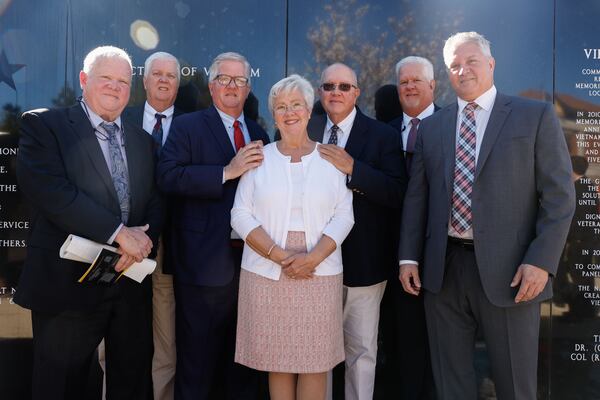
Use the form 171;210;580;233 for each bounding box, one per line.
318;63;360;124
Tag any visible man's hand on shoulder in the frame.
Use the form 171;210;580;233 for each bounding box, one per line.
223;141;264;181
511;263;549;303
317;144;354;175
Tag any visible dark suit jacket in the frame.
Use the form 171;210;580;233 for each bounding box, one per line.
308;108;407;287
15;105;163;313
399;93;575;306
156;105;269;286
122;103;184;274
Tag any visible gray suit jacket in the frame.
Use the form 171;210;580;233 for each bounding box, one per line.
399;93;575;307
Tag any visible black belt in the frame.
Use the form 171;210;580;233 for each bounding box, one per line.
447;236;474;250
230;239;244;248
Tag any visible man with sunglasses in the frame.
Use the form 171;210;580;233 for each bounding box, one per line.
309;63;407;400
157;52;269;400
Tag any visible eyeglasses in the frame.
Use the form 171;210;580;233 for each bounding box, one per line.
273;102;307;115
320;82;357;92
214;74;249;87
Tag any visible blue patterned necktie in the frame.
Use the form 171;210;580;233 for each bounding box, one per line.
451;102;478;233
329;124;340;145
152;113;166;148
101;122;130;223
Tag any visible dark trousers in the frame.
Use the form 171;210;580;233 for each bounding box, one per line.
380;276;436;399
174;250;259;400
31;279;153;400
424;241;540;400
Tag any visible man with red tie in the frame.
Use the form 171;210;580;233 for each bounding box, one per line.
157;52;269;400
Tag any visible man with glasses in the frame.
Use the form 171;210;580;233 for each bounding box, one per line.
309;63;407;400
157;52;269;400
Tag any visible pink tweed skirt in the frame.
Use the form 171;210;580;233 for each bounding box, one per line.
235;231;344;373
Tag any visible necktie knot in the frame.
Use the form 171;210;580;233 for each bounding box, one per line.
410;118;420;127
101;122;118;138
464;102;478;114
155;113;165;121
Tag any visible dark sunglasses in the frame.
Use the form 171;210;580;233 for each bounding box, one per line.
321;82;357;92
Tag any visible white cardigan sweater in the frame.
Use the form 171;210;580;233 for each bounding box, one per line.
231;142;354;280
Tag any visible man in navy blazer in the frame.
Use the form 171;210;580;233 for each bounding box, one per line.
123;51;183;400
15;46;162;400
310;63;407;400
399;32;575;399
157;52;269;400
384;55;438;400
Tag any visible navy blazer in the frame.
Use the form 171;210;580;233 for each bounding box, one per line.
123;104;184;274
308;108;407;286
15;105;163;312
157;106;270;286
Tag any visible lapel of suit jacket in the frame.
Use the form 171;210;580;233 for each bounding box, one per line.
344;108;369;158
307;113;327;143
246;119;264;142
475;93;511;180
68;105;119;202
441;103;458;205
205;106;236;160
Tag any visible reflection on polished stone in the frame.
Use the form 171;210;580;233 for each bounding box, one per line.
130;20;159;51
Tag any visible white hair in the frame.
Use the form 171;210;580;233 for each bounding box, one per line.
395;56;434;81
268;74;314;115
208;52;251;85
82;45;132;74
144;51;180;81
443;31;492;68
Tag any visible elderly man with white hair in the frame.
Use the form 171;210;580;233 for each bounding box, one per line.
399;31;574;400
15;45;163;400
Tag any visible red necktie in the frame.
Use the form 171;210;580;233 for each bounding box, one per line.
233;120;245;152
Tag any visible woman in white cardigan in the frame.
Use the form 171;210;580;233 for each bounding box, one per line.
231;74;354;400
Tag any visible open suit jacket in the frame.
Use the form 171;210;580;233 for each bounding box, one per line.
399;93;575;307
122;103;184;274
308;108;407;287
156;105;269;286
15;104;163;313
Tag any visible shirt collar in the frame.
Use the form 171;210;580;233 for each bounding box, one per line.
214;106;246;128
80;99;122;130
402;102;435;128
326;106;357;135
144;102;174;119
457;85;497;114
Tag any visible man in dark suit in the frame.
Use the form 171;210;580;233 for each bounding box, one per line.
157;52;269;400
310;63;407;400
399;32;575;400
15;45;162;400
384;55;438;400
123;51;183;400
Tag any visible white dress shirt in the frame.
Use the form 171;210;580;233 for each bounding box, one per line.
323;107;357;149
448;85;497;239
79;100;127;243
215;106;251;150
400;103;435;151
231;142;354;280
142;102;175;145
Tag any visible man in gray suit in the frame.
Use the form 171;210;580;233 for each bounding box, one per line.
399;31;575;400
